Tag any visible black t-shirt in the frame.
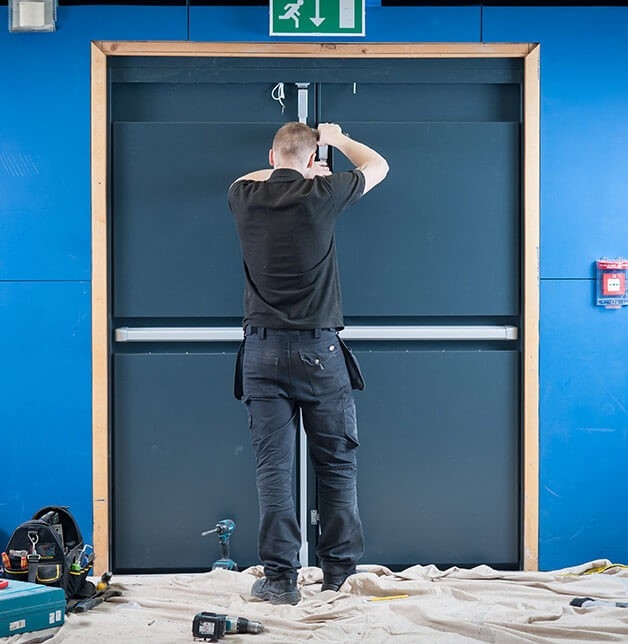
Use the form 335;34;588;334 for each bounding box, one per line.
228;168;365;329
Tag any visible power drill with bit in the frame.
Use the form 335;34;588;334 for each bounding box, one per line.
192;612;264;641
201;519;238;571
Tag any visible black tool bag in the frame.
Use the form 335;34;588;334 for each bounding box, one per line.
1;506;94;600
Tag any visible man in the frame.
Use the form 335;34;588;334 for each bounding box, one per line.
228;122;388;605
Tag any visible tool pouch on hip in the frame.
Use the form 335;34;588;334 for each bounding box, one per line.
339;338;365;391
234;340;245;400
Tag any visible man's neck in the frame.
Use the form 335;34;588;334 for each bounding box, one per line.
274;164;306;176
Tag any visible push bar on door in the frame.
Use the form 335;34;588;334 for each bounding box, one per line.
114;325;518;342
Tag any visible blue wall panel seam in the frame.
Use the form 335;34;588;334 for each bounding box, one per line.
480;5;484;43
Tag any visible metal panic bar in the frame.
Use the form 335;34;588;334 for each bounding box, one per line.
114;326;518;342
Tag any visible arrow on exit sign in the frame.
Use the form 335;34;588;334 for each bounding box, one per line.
270;0;365;36
311;0;324;27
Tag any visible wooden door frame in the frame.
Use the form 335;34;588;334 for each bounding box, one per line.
91;41;540;573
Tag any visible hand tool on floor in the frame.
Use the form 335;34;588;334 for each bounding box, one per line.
96;571;112;592
571;597;628;608
201;520;238;571
192;612;264;641
66;572;118;613
72;587;122;613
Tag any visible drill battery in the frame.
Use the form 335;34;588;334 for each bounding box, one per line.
193;612;226;641
192;611;264;641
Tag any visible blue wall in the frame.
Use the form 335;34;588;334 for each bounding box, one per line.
1;4;626;571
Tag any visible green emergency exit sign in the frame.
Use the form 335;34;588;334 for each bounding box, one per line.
270;0;365;37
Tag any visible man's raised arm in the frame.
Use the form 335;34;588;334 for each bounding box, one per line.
317;123;389;194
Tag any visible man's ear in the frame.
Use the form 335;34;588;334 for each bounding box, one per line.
269;149;275;167
306;152;316;168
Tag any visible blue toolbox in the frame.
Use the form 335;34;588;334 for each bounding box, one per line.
0;579;65;637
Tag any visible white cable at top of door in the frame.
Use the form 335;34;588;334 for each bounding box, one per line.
271;82;285;114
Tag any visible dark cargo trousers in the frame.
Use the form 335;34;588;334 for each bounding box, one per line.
241;326;364;581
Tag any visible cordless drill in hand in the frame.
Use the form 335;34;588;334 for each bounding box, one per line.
201;519;238;571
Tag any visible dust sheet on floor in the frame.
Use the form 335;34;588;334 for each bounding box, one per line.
6;559;628;643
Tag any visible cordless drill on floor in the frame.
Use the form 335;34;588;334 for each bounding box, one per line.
201;519;238;571
192;612;264;641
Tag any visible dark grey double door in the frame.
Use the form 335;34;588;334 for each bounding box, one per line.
110;56;522;573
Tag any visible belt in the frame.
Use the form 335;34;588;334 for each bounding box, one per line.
245;326;337;338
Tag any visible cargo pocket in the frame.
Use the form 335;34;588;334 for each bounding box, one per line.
343;396;359;447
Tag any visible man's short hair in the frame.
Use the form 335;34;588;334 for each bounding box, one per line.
272;122;318;164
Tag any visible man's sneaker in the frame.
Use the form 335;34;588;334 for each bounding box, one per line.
321;567;357;592
251;577;301;605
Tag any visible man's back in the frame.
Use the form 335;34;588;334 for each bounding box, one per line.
228;167;365;329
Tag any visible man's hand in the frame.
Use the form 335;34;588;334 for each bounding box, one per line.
306;160;331;179
317;123;343;147
316;122;389;195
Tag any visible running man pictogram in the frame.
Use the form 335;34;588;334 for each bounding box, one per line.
279;0;304;28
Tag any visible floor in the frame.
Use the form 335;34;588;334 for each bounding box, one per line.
6;560;628;643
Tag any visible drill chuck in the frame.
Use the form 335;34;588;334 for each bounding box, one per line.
228;616;264;634
201;519;236;538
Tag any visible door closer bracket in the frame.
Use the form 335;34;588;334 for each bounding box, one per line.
295;82;328;165
295;82;310;124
